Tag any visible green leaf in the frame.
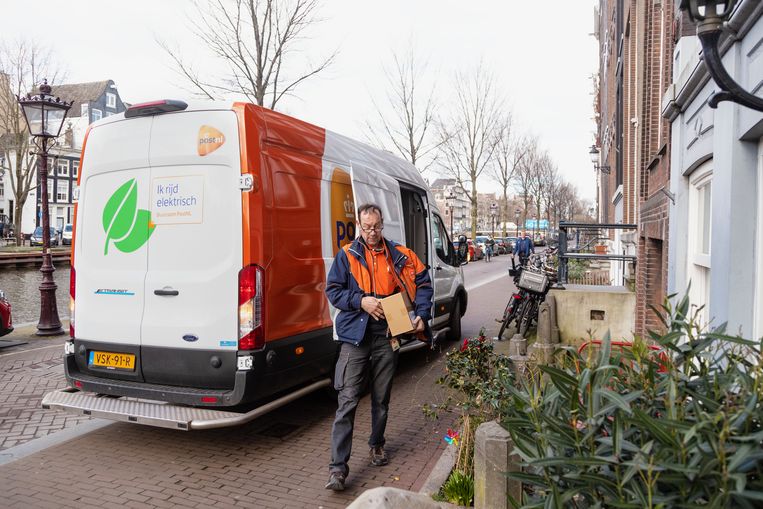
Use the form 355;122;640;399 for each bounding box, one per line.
113;210;155;253
594;388;640;415
102;179;138;254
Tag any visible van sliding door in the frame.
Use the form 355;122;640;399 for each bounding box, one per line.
349;162;405;245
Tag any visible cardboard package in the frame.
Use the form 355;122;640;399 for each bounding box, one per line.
380;293;416;336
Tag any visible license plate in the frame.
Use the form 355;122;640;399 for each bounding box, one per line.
88;351;135;370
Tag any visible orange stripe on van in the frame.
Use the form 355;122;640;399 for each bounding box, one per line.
232;103;330;342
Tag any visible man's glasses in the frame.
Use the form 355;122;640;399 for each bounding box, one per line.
359;225;384;233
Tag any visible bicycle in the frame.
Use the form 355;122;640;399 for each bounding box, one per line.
497;248;558;339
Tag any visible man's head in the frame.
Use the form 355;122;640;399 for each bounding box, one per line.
522;230;528;238
357;203;384;248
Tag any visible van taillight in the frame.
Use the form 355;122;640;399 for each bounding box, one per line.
238;265;264;350
69;266;76;338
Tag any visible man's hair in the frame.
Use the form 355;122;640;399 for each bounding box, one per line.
357;203;384;222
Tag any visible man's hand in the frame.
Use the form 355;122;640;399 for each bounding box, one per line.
412;316;424;333
361;296;385;321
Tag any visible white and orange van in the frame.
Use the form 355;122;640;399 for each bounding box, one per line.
43;100;467;429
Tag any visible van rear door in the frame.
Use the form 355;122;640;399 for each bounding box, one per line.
75;117;153;351
140;110;242;388
349;162;405;244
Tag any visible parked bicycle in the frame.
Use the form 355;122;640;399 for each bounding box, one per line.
497;247;558;339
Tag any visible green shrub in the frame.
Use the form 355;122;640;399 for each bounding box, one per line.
442;470;475;506
435;294;763;508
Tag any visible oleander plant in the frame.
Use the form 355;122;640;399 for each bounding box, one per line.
437;293;763;508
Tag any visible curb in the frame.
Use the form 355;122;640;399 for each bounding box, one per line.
418;440;458;497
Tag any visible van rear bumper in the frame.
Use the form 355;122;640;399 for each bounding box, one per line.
64;327;336;407
64;354;248;406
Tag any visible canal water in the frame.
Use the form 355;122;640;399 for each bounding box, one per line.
0;263;71;326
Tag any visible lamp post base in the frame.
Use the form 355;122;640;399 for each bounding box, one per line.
36;252;65;337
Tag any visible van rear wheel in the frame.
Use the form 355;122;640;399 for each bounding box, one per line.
446;298;462;342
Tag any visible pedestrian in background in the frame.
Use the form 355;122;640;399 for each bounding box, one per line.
515;230;534;267
324;203;433;492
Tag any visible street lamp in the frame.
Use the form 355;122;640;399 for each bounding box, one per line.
588;145;611;174
678;0;763;112
18;80;72;336
490;202;497;237
446;189;455;238
514;207;521;237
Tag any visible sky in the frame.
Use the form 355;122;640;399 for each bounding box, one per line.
0;0;599;200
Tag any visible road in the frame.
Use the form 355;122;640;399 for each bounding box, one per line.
0;256;514;508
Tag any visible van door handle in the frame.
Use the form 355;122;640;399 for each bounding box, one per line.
154;288;179;296
435;265;443;271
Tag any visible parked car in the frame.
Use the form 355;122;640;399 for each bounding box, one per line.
467;239;484;260
0;290;12;338
505;236;518;253
30;226;59;247
495;238;507;255
62;223;73;245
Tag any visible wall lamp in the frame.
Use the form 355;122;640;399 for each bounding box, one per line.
588;145;611;174
680;0;763;111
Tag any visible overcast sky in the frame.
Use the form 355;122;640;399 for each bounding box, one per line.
1;0;599;200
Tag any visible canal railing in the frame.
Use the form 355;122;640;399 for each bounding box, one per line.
0;250;71;268
556;222;637;288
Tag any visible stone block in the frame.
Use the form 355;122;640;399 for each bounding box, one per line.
347;487;461;509
474;421;521;509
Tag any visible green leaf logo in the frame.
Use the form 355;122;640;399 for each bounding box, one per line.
102;179;155;255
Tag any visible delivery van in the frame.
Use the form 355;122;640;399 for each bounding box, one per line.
42;100;468;430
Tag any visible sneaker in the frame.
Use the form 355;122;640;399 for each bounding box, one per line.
369;445;389;466
325;472;345;491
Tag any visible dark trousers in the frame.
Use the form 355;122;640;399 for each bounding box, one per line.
329;332;399;477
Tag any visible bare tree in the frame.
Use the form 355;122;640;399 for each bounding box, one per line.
489;114;527;236
513;137;540;230
438;67;502;238
0;40;64;245
160;0;336;109
364;49;440;173
527;151;555;237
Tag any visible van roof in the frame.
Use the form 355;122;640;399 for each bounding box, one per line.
97;100;435;209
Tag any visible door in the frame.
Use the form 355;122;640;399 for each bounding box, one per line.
141;110;242;362
430;212;459;328
349;162;405;244
74;117;153;345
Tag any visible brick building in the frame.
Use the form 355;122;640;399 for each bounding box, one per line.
594;1;682;336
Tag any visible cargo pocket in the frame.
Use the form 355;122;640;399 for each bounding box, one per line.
334;354;349;391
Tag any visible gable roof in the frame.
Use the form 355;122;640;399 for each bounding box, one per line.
49;80;112;116
430;178;456;189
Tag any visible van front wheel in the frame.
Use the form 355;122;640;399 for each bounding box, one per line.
446;298;462;342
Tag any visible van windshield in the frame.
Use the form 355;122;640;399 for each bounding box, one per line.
64;225;72;232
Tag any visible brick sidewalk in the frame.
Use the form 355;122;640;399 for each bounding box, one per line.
0;344;458;509
0;325;91;450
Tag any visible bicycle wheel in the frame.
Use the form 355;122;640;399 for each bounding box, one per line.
497;300;513;340
518;299;538;338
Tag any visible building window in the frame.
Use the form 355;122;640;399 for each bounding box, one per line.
81;104;88;117
47;157;55;175
72;160;79;178
688;163;713;326
0;181;4;198
106;92;116;109
57;159;69;176
92;109;102;121
57;180;69;202
47;178;54;202
105;111;113;117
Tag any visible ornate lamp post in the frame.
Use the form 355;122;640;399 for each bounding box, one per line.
446;190;455;238
490;202;497;237
18;80;72;336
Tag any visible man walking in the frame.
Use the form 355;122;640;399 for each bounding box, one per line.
515;230;534;267
324;203;433;491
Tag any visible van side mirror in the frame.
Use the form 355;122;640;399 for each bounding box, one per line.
455;234;468;265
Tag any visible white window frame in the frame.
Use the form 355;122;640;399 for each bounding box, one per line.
57;180;69;202
47;157;55;175
57;159;69;176
687;162;713;325
106;92;116;109
81;103;88;117
0;181;4;198
47;178;54;202
92;108;102;121
72;160;79;178
754;140;763;341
